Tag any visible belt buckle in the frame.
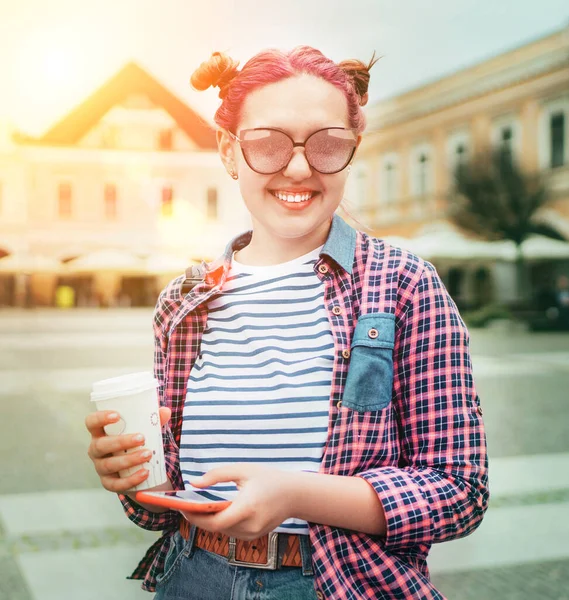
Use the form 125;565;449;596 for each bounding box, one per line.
227;532;279;570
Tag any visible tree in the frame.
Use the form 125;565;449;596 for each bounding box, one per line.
449;148;566;304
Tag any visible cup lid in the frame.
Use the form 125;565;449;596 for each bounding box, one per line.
91;371;158;402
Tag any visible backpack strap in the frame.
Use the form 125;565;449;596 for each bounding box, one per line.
181;264;206;295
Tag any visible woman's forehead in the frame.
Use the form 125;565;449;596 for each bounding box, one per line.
239;74;349;133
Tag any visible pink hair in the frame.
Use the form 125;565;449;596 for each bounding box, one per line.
214;46;367;134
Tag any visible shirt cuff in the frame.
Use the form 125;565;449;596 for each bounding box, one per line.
357;467;434;552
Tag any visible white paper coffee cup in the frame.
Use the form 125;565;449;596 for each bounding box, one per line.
91;372;167;491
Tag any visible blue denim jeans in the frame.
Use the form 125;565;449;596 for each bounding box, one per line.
154;527;318;600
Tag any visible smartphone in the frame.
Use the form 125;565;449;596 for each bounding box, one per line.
135;489;232;513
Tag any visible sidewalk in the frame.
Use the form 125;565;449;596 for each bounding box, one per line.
2;454;569;600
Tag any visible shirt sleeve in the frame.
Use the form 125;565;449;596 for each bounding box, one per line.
117;297;184;531
357;262;489;552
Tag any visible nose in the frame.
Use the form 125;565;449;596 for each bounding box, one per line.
282;147;312;180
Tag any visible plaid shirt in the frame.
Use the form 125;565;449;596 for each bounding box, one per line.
119;214;489;599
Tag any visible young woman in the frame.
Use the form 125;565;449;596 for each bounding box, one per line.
86;46;489;600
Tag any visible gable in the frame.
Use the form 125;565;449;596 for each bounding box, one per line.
18;63;216;150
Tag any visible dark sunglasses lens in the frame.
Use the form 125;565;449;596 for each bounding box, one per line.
306;129;357;173
240;130;292;174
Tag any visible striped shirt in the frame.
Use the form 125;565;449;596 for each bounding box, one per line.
180;246;333;534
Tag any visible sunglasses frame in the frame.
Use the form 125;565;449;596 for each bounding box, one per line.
228;127;358;175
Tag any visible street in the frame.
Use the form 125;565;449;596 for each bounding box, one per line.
1;309;569;600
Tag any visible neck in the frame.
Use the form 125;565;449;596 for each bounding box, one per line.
236;220;332;266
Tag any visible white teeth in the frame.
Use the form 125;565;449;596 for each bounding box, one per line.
272;191;314;203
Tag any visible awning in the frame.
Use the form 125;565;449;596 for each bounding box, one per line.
0;253;63;273
65;250;146;274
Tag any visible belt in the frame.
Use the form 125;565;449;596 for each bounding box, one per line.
180;519;303;570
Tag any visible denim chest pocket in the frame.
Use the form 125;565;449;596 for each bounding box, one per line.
342;313;396;411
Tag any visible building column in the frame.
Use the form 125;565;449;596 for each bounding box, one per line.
520;99;540;172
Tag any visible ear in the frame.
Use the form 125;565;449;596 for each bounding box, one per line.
217;129;235;171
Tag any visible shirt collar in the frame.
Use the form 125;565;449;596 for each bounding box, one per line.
209;213;356;285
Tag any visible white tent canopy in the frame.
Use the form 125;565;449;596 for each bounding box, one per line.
66;250;146;273
383;229;569;262
0;253;62;273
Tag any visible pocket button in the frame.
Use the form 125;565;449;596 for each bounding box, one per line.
336;400;342;410
341;349;351;359
368;328;379;339
317;264;329;274
332;306;342;316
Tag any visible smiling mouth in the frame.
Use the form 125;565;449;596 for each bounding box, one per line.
269;190;318;203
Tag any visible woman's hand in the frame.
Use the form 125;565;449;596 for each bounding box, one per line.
181;464;297;540
85;407;171;493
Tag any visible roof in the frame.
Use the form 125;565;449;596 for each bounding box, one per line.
15;62;217;149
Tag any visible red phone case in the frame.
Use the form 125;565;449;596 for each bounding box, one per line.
135;491;232;513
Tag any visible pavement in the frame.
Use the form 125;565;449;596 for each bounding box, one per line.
1;308;569;600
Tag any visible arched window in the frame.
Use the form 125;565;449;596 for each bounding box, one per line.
550;112;565;168
410;144;433;197
539;98;568;170
58;182;73;219
491;116;521;166
104;184;118;220
381;153;399;204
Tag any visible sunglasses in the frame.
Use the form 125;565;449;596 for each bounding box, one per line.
228;127;358;175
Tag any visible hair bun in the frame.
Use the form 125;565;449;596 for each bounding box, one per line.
190;52;240;99
338;52;379;106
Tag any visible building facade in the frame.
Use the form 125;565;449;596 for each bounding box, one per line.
349;25;569;308
0;63;248;307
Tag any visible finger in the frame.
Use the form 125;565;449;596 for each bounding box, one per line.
85;411;121;437
159;406;171;427
95;449;153;477
190;465;244;488
180;500;250;533
89;432;146;460
101;469;149;494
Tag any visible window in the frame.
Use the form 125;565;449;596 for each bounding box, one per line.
158;129;173;151
418;153;429;196
102;126;118;149
447;131;470;180
58;183;72;219
206;187;218;220
104;184;117;220
161;186;173;218
551;113;565;168
381;153;399;204
385;163;396;202
410;144;433;197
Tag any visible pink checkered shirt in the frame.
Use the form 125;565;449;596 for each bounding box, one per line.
119;215;489;599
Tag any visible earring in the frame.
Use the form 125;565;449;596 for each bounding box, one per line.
229;168;238;180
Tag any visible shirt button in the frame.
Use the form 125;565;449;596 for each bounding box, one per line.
332;306;342;316
317;264;329;274
368;328;379;339
477;405;483;416
341;349;351;359
336;400;343;410
316;592;324;600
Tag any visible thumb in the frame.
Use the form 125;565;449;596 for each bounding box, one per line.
191;465;244;488
159;406;171;427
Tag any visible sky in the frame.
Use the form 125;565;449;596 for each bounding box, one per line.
0;0;568;136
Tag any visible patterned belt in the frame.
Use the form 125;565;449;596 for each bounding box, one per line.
180;519;304;570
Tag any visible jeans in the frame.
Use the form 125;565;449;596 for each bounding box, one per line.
154;527;318;600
